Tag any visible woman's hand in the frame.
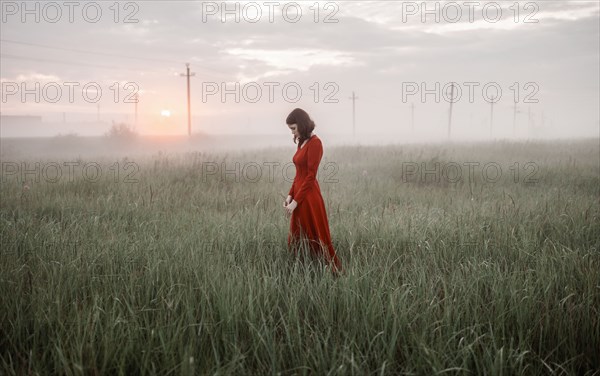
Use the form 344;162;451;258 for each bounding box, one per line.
285;199;298;216
283;195;292;207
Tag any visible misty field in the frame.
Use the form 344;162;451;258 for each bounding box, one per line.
1;139;599;375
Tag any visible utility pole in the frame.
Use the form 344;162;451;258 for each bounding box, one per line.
511;100;524;138
447;83;455;138
513;100;518;137
528;107;533;136
489;96;496;138
541;111;546;129
134;93;139;132
180;63;195;137
349;91;358;137
410;103;415;132
404;103;415;132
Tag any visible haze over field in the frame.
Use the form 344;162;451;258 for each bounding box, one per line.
1;1;599;143
2;139;599;374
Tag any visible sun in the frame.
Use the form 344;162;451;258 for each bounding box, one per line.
160;109;171;117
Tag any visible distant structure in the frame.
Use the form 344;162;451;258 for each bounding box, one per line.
0;115;43;136
0;114;42;127
0;114;42;125
0;113;110;137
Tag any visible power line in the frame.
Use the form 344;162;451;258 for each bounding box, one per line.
1;38;182;65
1;38;233;78
0;53;142;72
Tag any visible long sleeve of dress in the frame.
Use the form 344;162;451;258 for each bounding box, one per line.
293;138;322;205
288;180;295;197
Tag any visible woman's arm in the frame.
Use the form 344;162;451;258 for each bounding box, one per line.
292;138;322;205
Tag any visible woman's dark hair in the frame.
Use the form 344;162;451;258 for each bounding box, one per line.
286;108;316;145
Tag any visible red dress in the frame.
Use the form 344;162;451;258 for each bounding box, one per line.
287;135;343;274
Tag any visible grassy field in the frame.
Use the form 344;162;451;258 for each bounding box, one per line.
1;138;599;375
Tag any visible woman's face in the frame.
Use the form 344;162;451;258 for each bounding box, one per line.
288;123;300;138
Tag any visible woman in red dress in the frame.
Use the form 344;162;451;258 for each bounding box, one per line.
283;108;343;276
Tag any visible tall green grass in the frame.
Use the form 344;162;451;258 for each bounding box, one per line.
1;139;599;375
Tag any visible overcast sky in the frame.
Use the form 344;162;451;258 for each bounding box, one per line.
1;0;599;139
